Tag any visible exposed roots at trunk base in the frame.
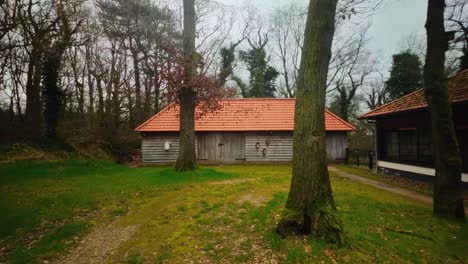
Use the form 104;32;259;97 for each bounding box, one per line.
276;205;345;245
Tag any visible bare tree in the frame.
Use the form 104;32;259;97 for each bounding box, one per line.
446;0;468;72
265;1;383;98
399;32;427;61
363;71;387;110
269;4;304;98
329;25;377;121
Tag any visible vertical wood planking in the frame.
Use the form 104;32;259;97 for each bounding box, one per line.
325;132;348;160
222;133;245;162
245;132;293;162
142;132;348;163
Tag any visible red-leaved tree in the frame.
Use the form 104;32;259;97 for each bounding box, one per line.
160;45;236;171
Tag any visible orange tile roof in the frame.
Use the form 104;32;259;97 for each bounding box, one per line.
361;69;468;119
136;98;355;132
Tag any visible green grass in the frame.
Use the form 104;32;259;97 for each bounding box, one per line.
0;160;467;263
0;159;237;263
333;164;433;195
10;222;89;263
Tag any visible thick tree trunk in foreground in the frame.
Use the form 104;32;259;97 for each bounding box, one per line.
175;0;197;171
277;0;344;243
424;0;465;219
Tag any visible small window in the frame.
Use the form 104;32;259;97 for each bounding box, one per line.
399;131;417;161
384;132;399;160
418;130;432;163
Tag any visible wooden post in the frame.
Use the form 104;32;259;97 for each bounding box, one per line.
345;148;349;164
357;149;360;167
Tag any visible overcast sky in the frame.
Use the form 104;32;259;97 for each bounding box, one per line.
216;0;428;70
368;0;427;65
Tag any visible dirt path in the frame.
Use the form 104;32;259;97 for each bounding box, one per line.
57;223;140;264
55;176;284;264
328;166;434;205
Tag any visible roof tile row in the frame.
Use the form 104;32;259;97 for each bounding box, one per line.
136;98;355;132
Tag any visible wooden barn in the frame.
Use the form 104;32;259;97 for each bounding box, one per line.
135;98;355;164
361;69;468;184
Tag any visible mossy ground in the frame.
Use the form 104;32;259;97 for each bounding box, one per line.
0;161;466;263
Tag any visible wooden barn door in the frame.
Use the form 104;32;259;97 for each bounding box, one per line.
198;133;245;163
221;133;245;163
198;133;222;162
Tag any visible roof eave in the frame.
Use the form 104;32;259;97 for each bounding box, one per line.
360;98;468;120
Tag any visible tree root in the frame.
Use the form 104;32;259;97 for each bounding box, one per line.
277;205;345;245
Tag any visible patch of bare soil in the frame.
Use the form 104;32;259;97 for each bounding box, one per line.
238;193;269;207
56;222;139;264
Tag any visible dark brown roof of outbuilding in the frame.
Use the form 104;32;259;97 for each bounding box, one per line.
361;69;468;119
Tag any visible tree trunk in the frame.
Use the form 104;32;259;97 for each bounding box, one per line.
25;44;43;138
460;38;468;72
277;0;344;244
144;71;152;119
175;0;197;171
87;73;95;123
42;48;64;138
154;75;160;113
96;76;104;123
131;42;142;125
86;45;95;123
111;70;121;129
424;0;465;219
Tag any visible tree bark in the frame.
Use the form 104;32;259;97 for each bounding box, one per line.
42;48;64;138
277;0;344;244
24;43;43;138
85;45;95;123
175;0;197;171
424;0;465;219
131;40;142;125
143;68;152;120
95;75;104;123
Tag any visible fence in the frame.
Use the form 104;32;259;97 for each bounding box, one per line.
345;148;376;170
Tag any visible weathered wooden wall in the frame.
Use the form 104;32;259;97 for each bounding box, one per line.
141;133;197;163
197;133;245;163
325;132;348;161
244;132;347;162
141;131;348;163
245;132;293;162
